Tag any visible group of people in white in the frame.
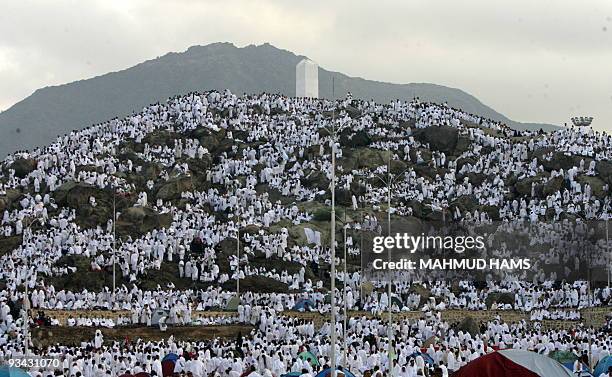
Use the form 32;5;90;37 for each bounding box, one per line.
0;89;609;376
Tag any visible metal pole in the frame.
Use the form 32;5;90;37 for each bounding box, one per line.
606;213;612;289
387;150;393;377
343;213;348;367
112;191;116;307
330;77;337;377
237;226;240;298
23;224;29;355
587;278;593;370
360;210;364;306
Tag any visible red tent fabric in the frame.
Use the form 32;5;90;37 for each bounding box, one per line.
161;360;175;377
453;352;540;377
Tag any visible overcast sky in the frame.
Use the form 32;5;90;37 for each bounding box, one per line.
1;0;611;131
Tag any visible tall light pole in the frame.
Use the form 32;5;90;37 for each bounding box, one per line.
370;148;410;377
329;78;337;377
606;212;610;288
112;189;116;308
23;225;31;355
343;217;348;368
22;214;40;355
332;212;350;368
386;152;393;377
236;224;240;298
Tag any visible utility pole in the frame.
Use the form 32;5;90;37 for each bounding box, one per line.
386;150;394;377
329;76;337;377
343;212;348;367
237;225;240;298
370;148;410;377
23;225;30;356
606;213;610;288
112;190;116;307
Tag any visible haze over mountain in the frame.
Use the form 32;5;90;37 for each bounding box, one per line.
0;42;559;157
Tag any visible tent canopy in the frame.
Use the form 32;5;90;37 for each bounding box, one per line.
561;363;592;377
595;356;612;377
454;350;574;377
549;350;578;364
151;309;168;326
161;360;175;377
298;350;320;366
315;367;356;377
226;295;240;311
162;353;179;362
293;299;315;311
280;373;302;377
408;352;434;365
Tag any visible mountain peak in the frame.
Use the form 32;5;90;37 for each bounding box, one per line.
0;43;558;157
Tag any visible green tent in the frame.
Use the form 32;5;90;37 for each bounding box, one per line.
549;350;578;364
225;295;240;311
299;351;320;367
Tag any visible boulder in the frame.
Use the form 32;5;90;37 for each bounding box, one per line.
0;235;22;257
142;130;180;147
455;157;477;172
9;158;37;178
141;162;163;181
543;176;564;196
456;316;480;336
454;136;472;155
450;195;478;215
461;173;487;186
222;276;289;293
415;126;459;154
514;176;542;197
53;181;113;208
485;292;516;309
53;181;123;227
156;176;193;201
596;160;612;185
535;149;589;172
409;284;431;307
117;207;172;236
340;130;371;148
344;105;362;119
302;171;329;192
577;175;608;198
187;157;213;176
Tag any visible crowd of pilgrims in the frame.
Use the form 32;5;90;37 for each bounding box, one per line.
0;89;610;374
1;311;612;377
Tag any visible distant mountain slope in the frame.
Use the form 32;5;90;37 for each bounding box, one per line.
0;42;558;157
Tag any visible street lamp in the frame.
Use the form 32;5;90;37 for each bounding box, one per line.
22;213;41;355
369;148;411;377
319;77;350;377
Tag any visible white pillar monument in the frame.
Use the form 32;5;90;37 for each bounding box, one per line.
296;58;319;98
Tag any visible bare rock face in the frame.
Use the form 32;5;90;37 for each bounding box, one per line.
117;206;172;236
415;125;459;154
156;176;193;201
456;316;480;336
596;160;612;185
53;181;120;228
485;292;516;309
9;158;37;178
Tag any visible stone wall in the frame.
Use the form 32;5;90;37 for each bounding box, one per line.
34;306;610;328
